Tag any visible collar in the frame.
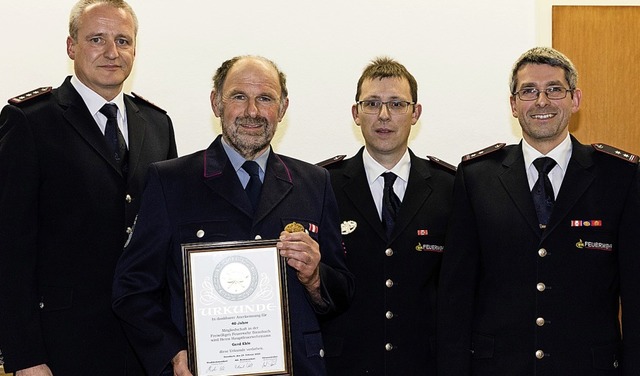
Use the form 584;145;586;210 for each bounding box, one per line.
522;133;572;173
70;75;126;122
362;147;411;184
221;136;270;178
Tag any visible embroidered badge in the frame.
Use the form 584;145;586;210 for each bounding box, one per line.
575;239;613;252
341;220;357;235
415;242;444;253
571;220;603;227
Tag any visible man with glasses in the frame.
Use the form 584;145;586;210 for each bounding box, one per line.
438;47;640;375
320;57;455;375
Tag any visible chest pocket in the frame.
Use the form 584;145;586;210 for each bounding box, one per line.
178;220;229;243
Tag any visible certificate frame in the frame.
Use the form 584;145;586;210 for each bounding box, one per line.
182;239;292;376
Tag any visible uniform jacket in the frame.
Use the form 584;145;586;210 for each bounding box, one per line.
321;147;455;375
437;136;640;376
111;135;355;376
0;77;177;374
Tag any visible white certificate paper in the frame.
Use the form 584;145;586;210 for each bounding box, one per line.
182;240;292;376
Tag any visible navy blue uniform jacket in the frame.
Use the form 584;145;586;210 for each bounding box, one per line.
321;148;454;375
437;136;640;375
0;77;177;374
112;135;354;376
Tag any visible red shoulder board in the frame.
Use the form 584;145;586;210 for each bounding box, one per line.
316;155;346;167
131;92;167;113
592;143;639;164
8;87;52;105
427;155;457;172
462;143;506;162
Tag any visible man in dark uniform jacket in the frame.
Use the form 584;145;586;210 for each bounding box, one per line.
0;1;177;375
111;56;354;376
437;47;640;375
320;57;455;375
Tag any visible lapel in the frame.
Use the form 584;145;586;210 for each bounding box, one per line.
253;152;294;225
498;142;541;235
202;136;254;217
123;95;146;182
57;77;123;177
340;148;388;241
543;137;595;239
388;150;434;241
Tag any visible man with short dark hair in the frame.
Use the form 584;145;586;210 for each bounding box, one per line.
320;57;455;375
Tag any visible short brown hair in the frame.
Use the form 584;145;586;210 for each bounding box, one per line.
355;57;418;102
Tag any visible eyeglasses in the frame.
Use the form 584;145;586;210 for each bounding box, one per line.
357;100;415;114
513;86;573;101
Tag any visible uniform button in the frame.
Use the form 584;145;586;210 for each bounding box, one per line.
537;283;546;292
613;360;619;368
196;230;205;238
39;302;44;309
385;248;393;256
385;279;394;288
385;311;394;319
535;350;545;359
319;349;325;358
385;343;394;351
126;227;133;234
125;194;132;203
536;317;545;326
254;235;262;240
538;248;547;257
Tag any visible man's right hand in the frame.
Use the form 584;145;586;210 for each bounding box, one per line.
15;364;53;376
172;350;193;376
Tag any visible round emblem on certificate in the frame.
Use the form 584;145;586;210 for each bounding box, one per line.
212;255;259;301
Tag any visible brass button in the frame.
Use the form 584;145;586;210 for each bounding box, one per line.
125;194;132;203
385;279;394;288
614;360;619;368
254;234;262;240
538;248;547;257
536;283;546;292
535;350;545;359
385;248;394;256
196;230;205;238
39;302;45;309
536;317;545;326
126;227;133;234
385;311;394;319
385;343;394;351
319;349;325;358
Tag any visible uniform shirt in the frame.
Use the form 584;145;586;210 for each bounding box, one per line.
362;147;410;221
522;133;572;198
220;136;269;186
70;75;129;146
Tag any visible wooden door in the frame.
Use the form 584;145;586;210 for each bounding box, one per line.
553;6;640;155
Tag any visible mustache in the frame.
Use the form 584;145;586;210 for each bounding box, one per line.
235;116;269;126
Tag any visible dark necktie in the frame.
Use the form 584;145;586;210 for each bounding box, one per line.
532;157;557;228
242;160;262;211
99;103;128;174
381;172;401;239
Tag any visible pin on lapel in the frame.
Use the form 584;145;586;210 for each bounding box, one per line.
341;220;357;235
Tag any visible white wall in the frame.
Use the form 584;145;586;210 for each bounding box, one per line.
1;1;541;164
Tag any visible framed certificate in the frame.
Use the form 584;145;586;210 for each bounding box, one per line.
182;239;292;376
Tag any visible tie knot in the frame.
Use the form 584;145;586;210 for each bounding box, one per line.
99;103;118;119
242;160;260;177
533;157;556;175
382;172;397;188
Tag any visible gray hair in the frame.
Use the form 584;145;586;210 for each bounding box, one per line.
509;47;578;94
69;0;138;41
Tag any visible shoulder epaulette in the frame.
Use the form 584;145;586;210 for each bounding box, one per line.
462;143;506;162
131;92;167;113
316;155;346;167
8;87;52;105
426;155;457;172
592;143;639;164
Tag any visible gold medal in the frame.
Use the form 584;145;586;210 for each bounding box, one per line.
284;221;305;233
